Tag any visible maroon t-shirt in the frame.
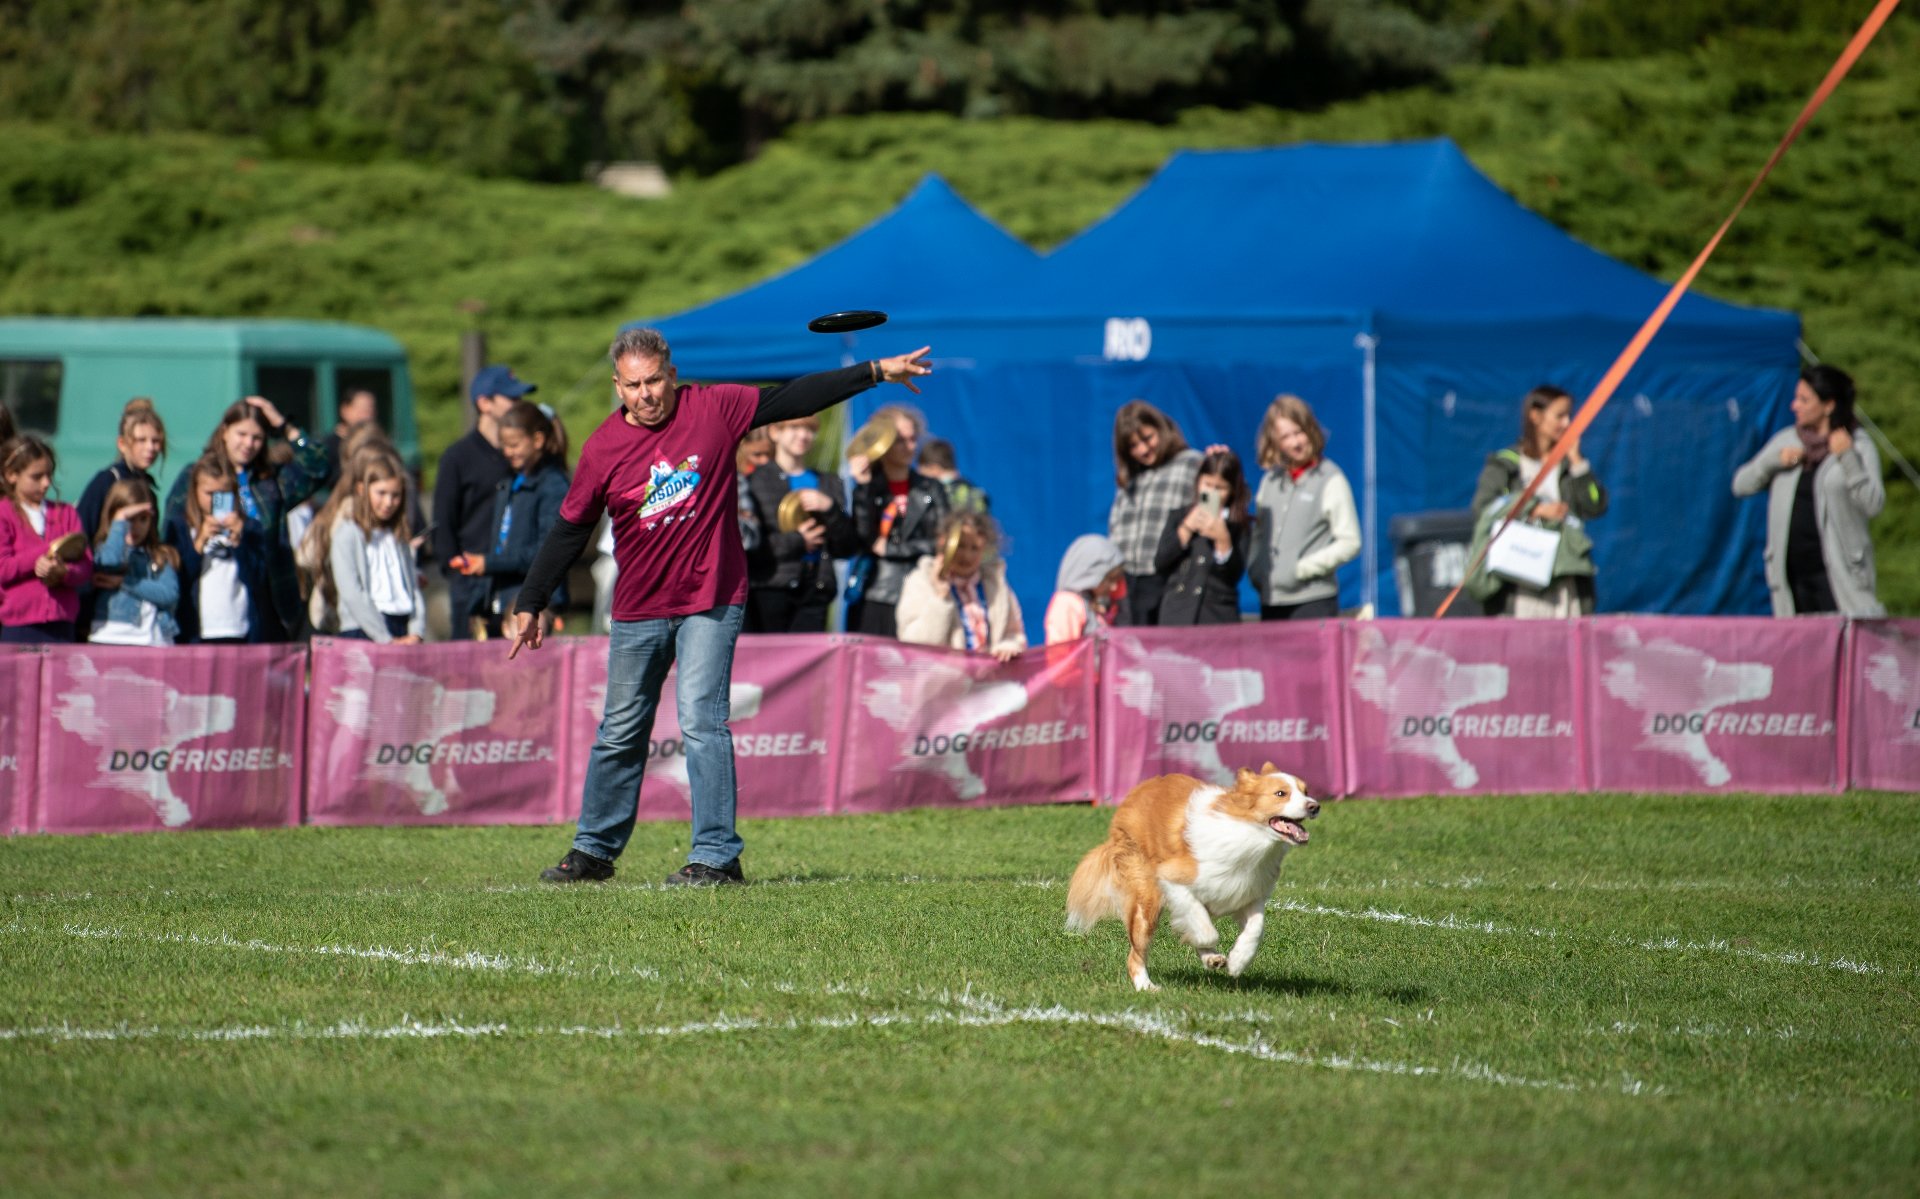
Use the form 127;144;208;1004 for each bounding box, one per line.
561;382;760;621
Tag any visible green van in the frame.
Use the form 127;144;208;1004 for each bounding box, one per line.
0;318;418;502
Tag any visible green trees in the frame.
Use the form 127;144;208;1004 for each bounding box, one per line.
0;0;1484;177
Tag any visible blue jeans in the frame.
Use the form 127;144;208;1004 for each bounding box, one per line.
575;602;746;867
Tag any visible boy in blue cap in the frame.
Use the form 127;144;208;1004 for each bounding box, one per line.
433;365;534;639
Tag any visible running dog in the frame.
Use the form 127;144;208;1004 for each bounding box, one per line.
1066;764;1319;991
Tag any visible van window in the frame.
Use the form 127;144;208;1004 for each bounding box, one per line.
254;364;317;436
336;367;394;433
0;358;62;436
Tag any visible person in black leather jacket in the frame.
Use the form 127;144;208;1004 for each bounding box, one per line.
744;414;860;632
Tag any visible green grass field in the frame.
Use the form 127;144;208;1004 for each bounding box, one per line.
3;792;1917;1196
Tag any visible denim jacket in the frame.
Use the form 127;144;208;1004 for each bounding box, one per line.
92;519;181;641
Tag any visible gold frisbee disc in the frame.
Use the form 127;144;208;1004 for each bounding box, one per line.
777;490;810;533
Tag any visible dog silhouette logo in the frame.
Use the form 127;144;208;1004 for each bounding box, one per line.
1350;628;1508;789
1600;627;1775;786
1865;650;1920;747
52;654;238;827
1111;639;1265;784
324;649;497;815
861;647;1029;800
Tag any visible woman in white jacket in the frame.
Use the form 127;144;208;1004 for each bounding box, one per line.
1732;365;1885;617
895;511;1026;661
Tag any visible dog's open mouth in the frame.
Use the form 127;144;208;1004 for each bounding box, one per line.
1268;817;1310;845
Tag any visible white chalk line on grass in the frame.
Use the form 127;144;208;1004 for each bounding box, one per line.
10;881;1898;981
1267;899;1895;976
7;921;661;982
0;992;1660;1099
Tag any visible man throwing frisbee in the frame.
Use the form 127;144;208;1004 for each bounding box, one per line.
509;327;932;885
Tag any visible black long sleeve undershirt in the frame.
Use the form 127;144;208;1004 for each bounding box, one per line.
513;362;878;617
753;362;874;426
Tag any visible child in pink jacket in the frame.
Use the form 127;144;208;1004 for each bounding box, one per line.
0;435;94;642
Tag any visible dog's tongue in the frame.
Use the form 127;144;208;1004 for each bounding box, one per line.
1271;818;1309;844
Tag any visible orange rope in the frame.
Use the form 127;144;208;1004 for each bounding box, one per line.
1434;0;1904;618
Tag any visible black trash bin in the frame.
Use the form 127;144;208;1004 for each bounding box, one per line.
1391;510;1483;618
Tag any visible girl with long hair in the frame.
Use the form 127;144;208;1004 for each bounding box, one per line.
319;449;423;643
167;453;267;643
165;395;326;639
1468;384;1609;618
0;435;93;642
1107;400;1202;625
1152;447;1251;626
457;402;571;636
1249;394;1360;621
87;478;180;646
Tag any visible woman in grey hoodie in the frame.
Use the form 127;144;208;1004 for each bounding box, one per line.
1733;365;1885;617
1248;395;1360;620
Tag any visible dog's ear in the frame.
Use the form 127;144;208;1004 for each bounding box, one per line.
1260;760;1278;776
1234;767;1257;787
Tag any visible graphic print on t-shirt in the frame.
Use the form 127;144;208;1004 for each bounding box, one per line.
633;454;702;525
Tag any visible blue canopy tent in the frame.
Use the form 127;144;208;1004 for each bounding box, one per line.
639;141;1801;621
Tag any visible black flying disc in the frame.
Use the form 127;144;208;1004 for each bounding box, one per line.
808;309;889;334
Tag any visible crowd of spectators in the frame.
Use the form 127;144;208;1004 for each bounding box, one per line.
0;363;1882;650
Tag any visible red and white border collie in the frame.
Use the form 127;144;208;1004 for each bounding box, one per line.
1066;764;1320;991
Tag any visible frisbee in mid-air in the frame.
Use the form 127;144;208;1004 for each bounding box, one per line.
807;309;888;334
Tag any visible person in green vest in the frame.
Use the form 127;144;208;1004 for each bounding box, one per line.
1466;384;1608;618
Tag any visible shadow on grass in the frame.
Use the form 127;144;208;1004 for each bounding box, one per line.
1151;967;1432;1005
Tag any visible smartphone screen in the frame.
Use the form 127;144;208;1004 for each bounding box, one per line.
211;493;236;519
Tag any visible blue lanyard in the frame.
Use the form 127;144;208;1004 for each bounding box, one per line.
949;581;984;652
235;469;262;523
496;473;527;553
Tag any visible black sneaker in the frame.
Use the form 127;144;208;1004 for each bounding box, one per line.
663;859;745;887
540;849;615;884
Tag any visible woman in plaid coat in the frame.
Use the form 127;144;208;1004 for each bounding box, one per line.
1106;401;1201;626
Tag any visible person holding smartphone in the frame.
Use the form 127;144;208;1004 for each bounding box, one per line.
1153;447;1251;626
167;453;267;643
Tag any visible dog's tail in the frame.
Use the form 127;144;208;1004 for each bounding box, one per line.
1065;838;1126;934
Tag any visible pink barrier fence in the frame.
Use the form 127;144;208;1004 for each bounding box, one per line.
1099;623;1344;801
840;636;1097;812
3;618;1911;835
37;645;306;834
1;650;41;834
1846;620;1920;793
1584;617;1844;794
305;639;570;826
1343;619;1585;797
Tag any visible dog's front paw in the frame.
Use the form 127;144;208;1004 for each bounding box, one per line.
1200;952;1229;971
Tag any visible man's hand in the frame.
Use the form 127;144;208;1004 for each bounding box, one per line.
876;347;934;395
507;609;543;660
1829;427;1854;455
799;521;827;551
795;488;835;513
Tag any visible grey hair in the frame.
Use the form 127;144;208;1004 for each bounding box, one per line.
609;327;672;366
